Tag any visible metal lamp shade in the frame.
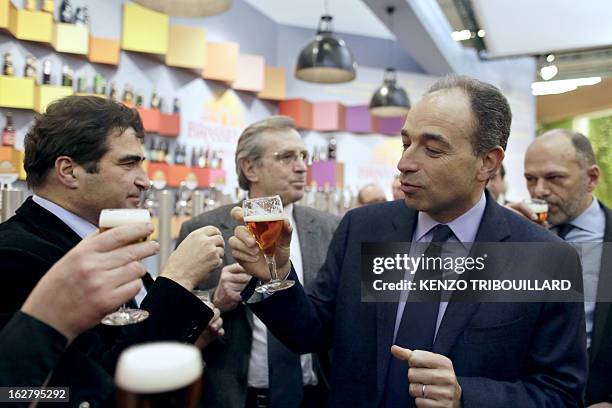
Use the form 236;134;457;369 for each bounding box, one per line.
369;68;410;117
133;0;231;17
295;15;357;84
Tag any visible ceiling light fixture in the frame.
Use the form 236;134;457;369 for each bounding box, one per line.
531;76;601;96
369;6;410;117
539;64;558;81
294;0;357;84
133;0;231;17
451;29;472;41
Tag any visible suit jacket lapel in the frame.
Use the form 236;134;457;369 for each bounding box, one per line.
16;197;82;253
294;205;318;286
433;194;511;355
590;202;612;362
376;203;417;402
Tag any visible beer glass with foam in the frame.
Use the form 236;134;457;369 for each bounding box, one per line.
523;198;549;225
115;342;203;408
242;195;294;293
99;208;151;326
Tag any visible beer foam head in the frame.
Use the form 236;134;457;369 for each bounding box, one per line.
525;201;548;214
115;342;202;393
99;209;151;228
243;214;286;223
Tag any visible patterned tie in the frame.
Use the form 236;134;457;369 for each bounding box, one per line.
555;223;574;240
383;224;455;408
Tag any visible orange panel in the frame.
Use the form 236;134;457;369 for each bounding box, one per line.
136;107;161;133
159;113;180;137
88;36;120;65
257;66;286;101
232;54;264;93
278;99;313;129
202;42;239;83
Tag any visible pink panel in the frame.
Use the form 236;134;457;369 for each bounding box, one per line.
313;101;342;131
233;54;265;92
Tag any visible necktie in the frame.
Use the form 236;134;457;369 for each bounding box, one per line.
555;223;574;240
382;225;455;408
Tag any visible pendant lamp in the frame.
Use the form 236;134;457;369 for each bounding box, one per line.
369;6;410;117
295;14;357;84
133;0;231;17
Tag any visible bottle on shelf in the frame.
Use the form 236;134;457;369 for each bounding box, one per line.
2;113;16;147
150;90;161;110
76;76;86;93
25;0;37;11
135;93;143;107
61;65;73;87
108;82;118;101
328;136;337;160
24;56;37;79
163;142;171;165
173;98;180;114
122;84;134;105
93;74;106;95
3;53;14;76
59;0;75;23
74;6;89;26
42;60;52;85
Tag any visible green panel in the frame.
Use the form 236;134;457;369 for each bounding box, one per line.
589;116;612;207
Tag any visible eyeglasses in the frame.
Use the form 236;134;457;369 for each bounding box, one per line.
259;150;309;166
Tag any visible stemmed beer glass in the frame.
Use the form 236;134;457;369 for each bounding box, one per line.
242;196;294;293
99;208;151;326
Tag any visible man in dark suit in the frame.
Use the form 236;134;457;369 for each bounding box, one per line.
0;95;225;407
178;116;338;408
229;76;588;407
515;129;611;407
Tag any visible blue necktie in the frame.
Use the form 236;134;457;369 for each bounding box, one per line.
382;225;454;408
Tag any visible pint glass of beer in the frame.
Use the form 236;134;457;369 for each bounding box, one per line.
242;195;294;293
115;342;203;408
99;208;151;326
524;198;549;225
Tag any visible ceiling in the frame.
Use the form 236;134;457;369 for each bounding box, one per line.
242;0;393;40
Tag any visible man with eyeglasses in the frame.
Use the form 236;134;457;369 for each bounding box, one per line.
178;115;339;408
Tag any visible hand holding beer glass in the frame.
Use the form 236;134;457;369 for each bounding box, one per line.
242;196;294;293
523;198;549;225
99;209;152;326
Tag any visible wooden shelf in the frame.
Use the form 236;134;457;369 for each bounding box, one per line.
202;42;239;83
34;85;73;113
165;24;206;69
257;66;286;101
0;76;35;109
121;2;168;55
52;22;89;55
8;3;52;42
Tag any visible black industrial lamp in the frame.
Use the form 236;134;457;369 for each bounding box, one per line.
295;10;357;84
369;6;410;117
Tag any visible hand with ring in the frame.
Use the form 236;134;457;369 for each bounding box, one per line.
391;345;462;408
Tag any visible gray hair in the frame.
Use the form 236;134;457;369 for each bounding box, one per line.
540;128;596;167
427;75;512;155
235;115;296;190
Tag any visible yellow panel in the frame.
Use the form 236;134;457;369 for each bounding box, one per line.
35;85;73;113
0;76;35;109
202;42;239;83
0;0;9;29
17;150;26;181
165;24;206;69
53;23;89;55
233;54;265;92
121;2;168;55
257;66;286;101
8;4;52;42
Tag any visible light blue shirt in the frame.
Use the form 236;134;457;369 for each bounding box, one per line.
554;197;605;349
393;192;487;342
31;195;149;306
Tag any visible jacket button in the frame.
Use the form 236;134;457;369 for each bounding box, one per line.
79;402;90;408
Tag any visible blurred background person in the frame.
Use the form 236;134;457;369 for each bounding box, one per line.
510;129;611;407
179;115;338;408
357;183;387;206
487;163;507;203
391;174;404;200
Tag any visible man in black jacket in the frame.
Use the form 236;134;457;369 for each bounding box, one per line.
0;95;225;407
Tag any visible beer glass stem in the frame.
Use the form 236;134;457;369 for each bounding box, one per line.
264;254;279;282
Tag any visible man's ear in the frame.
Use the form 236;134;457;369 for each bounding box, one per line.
240;158;259;184
477;146;505;183
586;164;600;192
54;156;79;189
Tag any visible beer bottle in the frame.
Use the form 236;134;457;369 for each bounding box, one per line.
2;113;15;147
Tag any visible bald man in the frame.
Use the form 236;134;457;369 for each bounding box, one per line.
511;129;611;407
357;183;387;206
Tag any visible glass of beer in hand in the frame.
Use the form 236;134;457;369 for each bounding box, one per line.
99;208;152;326
242;195;294;293
524;198;549;225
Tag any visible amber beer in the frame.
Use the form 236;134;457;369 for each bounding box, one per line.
525;199;548;225
115;342;203;408
99;209;151;240
244;214;285;256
